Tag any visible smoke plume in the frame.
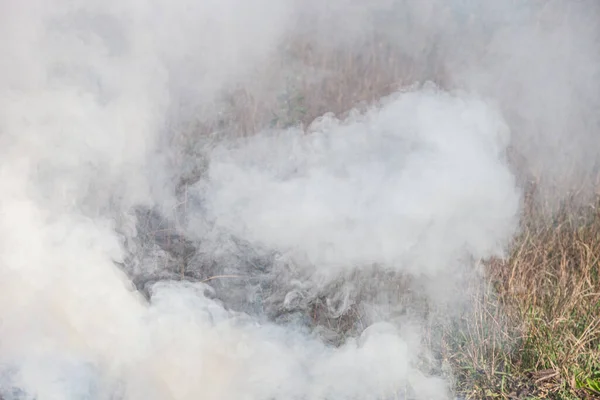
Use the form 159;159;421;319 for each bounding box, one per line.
0;0;598;399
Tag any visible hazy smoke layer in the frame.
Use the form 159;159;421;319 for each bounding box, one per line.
0;0;597;399
199;88;517;281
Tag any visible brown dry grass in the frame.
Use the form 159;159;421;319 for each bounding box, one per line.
175;29;600;399
481;195;599;399
441;188;600;399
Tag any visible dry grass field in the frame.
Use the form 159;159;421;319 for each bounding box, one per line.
170;32;600;399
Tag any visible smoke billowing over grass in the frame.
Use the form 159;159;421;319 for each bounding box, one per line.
0;0;598;399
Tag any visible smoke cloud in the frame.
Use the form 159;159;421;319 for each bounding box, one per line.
0;0;598;399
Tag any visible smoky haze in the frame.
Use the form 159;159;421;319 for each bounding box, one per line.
0;1;597;399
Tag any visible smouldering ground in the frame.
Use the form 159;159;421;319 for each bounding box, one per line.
168;37;600;399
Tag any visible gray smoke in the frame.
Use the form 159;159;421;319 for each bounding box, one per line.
0;1;597;399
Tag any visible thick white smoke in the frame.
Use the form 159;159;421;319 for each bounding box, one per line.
0;1;597;399
199;88;517;280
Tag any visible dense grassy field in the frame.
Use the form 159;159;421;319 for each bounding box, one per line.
457;197;600;399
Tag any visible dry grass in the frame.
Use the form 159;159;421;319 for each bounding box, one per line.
465;196;600;399
433;185;600;399
170;26;600;399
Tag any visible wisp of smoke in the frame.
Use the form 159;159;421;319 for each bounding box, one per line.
0;0;598;399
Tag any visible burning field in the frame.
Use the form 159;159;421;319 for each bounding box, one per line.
0;1;599;399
